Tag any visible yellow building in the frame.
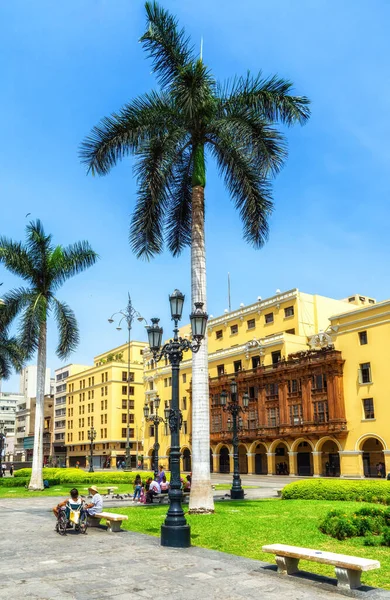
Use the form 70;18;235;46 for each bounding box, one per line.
142;289;365;475
65;341;145;468
330;296;390;478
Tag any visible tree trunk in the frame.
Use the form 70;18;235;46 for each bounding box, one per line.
28;319;47;490
188;185;214;513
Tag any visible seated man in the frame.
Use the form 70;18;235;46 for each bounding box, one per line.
53;488;83;520
84;485;103;516
146;477;161;503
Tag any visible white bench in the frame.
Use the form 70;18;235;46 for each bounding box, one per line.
262;543;380;590
88;511;128;532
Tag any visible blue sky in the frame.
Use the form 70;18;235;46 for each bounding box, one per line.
1;0;390;391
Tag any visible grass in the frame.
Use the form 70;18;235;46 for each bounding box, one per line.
213;484;259;490
0;483;133;498
108;499;390;590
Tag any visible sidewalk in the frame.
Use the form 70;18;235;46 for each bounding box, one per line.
0;497;389;600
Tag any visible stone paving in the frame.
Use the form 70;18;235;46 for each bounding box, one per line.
1;497;390;600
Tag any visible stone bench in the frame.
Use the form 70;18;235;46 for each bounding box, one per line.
262;543;380;590
88;512;128;532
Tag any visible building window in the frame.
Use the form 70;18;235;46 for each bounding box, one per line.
211;414;222;433
363;398;375;419
182;373;187;383
183;421;188;434
289;404;302;425
265;312;274;324
129;400;134;409
359;331;368;345
247;318;255;330
217;364;225;377
271;350;281;365
234;360;242;373
266;383;278;397
251;355;261;369
288;379;300;394
129;386;134;395
122;413;127;424
230;324;238;335
164;378;168;388
122;385;127;395
312;374;327;391
216;329;223;340
284;306;294;318
359;362;372;384
182;396;187;410
104;399;107;410
101;415;103;425
129;414;134;423
314;401;329;423
122;399;127;409
267;407;279;427
149;425;155;437
121;428;127;438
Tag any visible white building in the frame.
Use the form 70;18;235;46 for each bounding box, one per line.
19;366;52;399
0;392;24;461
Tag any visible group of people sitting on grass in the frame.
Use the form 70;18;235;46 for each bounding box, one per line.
132;465;191;504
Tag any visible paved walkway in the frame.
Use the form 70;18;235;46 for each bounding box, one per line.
1;497;390;600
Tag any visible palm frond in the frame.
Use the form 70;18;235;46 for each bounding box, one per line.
141;1;194;89
221;73;311;126
18;294;47;358
171;60;215;121
0;333;25;379
80;91;177;175
0;238;36;282
165;148;193;256
25;219;53;276
207;134;273;248
53;298;79;360
211;106;287;176
129;129;188;259
0;287;34;329
51;242;98;289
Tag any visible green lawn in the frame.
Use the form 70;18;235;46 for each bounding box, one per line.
0;483;133;498
213;484;259;490
108;499;389;590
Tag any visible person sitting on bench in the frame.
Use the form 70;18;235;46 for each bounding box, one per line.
53;488;83;518
84;485;103;515
146;477;161;503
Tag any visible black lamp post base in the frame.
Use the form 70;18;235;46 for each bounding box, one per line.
161;524;191;548
88;467;94;473
230;488;244;500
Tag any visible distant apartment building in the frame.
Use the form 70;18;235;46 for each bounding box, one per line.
19;365;53;398
52;364;89;465
0;392;23;461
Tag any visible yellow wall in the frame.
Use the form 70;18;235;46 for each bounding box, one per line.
65;341;145;467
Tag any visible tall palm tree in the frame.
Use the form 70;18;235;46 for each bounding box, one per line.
80;1;310;512
0;220;98;490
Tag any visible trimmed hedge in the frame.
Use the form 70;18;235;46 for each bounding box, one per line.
282;479;390;503
14;468;154;486
0;477;30;487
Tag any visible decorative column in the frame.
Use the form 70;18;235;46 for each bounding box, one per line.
247;452;255;475
212;453;218;473
288;451;297;476
278;380;289;426
301;376;313;422
312;451;322;477
383;451;390;478
266;452;275;476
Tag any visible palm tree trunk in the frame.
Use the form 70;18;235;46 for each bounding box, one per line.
188;184;214;513
28;319;47;490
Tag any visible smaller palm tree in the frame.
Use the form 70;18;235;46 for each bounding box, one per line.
0;220;98;489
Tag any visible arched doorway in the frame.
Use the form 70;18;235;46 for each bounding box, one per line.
320;440;340;476
182;448;191;472
361;438;385;478
238;445;248;474
210;448;214;473
296;441;313;476
274;442;289;475
255;443;268;474
219;446;230;473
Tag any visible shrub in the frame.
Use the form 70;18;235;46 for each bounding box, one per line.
13;468;154;485
282;479;390;503
0;477;29;487
320;506;389;541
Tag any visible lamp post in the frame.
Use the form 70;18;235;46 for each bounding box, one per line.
88;426;96;473
146;289;208;548
108;294;145;471
0;422;5;478
220;381;249;500
143;395;164;480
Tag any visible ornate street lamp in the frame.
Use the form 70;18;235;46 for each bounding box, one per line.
143;395;165;480
88;426;97;473
220;381;249;499
108;294;146;470
146;289;208;548
0;422;5;478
